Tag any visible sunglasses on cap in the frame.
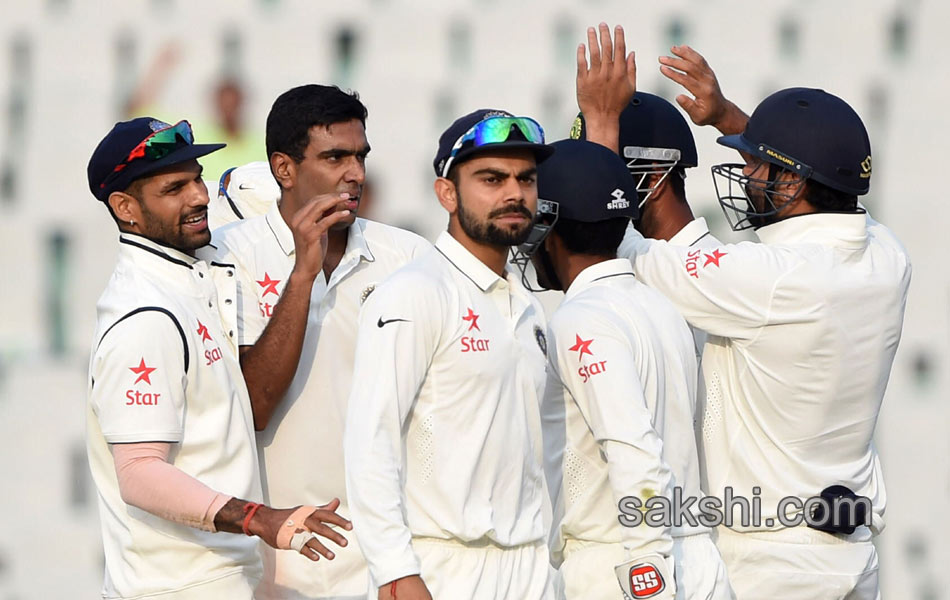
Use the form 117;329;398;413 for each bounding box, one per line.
99;120;195;190
441;116;546;177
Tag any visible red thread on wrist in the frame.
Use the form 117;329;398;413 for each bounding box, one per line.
242;502;263;536
390;580;397;599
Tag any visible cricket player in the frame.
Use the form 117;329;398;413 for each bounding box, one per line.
210;84;430;599
512;139;732;600
85;117;352;599
579;36;912;599
344;109;557;600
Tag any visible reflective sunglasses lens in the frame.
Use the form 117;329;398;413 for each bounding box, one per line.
142;121;194;159
471;117;544;146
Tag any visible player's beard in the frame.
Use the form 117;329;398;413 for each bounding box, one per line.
457;191;534;247
138;202;211;252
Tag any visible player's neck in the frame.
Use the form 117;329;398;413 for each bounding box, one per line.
447;223;510;277
323;228;349;278
638;191;694;241
560;254;609;291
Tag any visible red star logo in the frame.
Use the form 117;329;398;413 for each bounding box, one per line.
129;358;157;385
196;320;212;343
703;249;728;268
462;308;480;331
568;335;594;360
256;272;281;298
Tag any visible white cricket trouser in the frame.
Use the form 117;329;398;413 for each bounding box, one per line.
715;526;879;600
367;537;557;600
256;539;367;600
126;570;258;599
559;533;735;600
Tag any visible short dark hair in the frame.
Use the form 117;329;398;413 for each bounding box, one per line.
266;84;368;162
553;217;629;258
804;178;858;212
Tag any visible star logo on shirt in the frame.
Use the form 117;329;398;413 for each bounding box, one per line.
129;358;157;385
256;272;281;298
703;249;728;268
568;335;594;359
462;308;481;331
196;320;212;343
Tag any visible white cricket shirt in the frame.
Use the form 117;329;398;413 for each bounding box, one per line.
344;231;550;587
619;212;911;533
87;234;262;599
211;201;429;597
542;259;707;564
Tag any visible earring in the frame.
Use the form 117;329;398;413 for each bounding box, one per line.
130;219;135;227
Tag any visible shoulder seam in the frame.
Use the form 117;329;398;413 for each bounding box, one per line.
97;307;190;374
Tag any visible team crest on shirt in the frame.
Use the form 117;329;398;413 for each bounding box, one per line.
360;284;376;305
534;325;547;356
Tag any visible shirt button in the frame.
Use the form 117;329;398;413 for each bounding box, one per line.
227;270;234;277
229;330;234;337
198;272;204;278
208;301;213;308
225;298;233;305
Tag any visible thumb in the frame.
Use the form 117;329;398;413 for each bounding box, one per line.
626;51;637;91
675;94;699;118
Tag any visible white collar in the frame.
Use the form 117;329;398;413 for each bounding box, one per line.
266;200;376;263
434;231;505;292
754;212;867;249
564;258;635;301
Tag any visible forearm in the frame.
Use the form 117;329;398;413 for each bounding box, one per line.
582;112;622;154
112;442;231;532
240;270;316;430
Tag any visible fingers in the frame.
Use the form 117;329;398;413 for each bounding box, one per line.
659;64;693;92
290;192;351;231
321;497;342;513
302;535;334;561
576;43;588;80
304;520;350;548
586;27;600;70
598;22;613;65
613;24;626;68
305;505;353;531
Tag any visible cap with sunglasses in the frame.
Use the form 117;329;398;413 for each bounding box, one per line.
87;117;225;202
433;109;555;177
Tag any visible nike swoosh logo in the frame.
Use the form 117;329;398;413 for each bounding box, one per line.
378;317;410;328
238;183;253;190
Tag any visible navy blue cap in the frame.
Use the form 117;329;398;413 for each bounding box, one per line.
718;88;872;195
571;92;697;168
87;117;225;202
537;139;638;222
433;109;555;177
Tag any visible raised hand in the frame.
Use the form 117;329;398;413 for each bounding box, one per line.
658;45;749;135
290;193;353;281
575;23;636;152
